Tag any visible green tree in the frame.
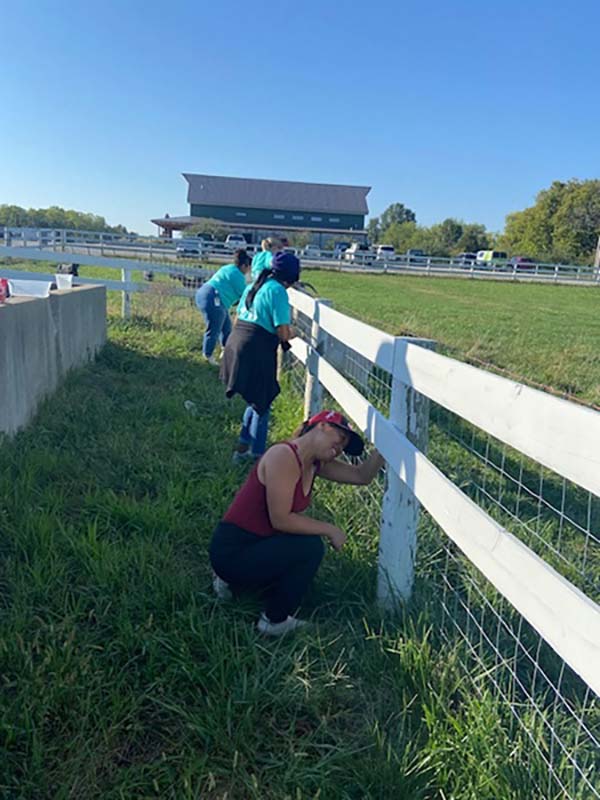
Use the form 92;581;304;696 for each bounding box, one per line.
183;218;227;241
552;181;600;261
456;223;491;253
285;231;312;249
499;179;600;263
367;217;381;243
382;221;432;253
0;204;129;233
381;217;491;257
428;218;464;255
379;202;416;232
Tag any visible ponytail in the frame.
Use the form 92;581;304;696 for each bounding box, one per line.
292;420;311;438
246;268;274;310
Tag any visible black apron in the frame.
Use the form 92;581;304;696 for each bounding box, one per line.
220;321;281;415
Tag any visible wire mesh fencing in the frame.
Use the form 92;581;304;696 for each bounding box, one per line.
424;402;599;799
285;307;600;800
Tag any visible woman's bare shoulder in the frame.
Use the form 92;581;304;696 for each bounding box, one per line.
258;442;299;479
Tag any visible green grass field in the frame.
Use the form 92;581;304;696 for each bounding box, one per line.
3;258;600;405
304;271;600;407
1;293;597;798
1;264;598;796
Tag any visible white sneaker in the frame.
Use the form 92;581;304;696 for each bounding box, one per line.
213;574;232;601
256;613;308;637
206;355;218;366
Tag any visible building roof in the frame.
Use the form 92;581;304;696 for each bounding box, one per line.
183;174;370;215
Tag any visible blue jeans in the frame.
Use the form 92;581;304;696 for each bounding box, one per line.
239;405;271;456
195;284;232;357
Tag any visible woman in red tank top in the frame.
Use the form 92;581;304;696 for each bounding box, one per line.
209;410;384;636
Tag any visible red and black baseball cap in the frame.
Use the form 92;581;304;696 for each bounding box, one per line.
306;409;364;456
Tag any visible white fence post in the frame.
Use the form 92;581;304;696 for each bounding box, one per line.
304;298;332;419
377;336;436;607
121;268;132;318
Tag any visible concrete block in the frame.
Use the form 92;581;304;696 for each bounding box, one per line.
0;285;106;437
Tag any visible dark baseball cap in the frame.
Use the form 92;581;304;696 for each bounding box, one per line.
272;251;300;284
306;409;364;456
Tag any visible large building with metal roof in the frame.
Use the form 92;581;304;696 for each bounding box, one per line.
151;174;370;244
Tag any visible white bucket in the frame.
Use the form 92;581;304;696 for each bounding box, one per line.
55;273;73;290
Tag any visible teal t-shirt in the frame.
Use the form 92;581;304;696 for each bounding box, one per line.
207;264;247;309
251;250;273;280
237;278;291;334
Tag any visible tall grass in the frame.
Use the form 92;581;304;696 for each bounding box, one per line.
1;300;589;798
305;271;600;407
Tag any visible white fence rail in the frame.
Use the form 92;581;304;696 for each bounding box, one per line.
286;287;600;798
2;226;599;285
0;244;211;318
2;236;598;792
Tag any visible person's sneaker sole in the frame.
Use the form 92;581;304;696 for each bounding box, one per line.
213;575;232;601
256;613;308;637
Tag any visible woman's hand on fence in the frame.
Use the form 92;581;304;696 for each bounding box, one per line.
327;527;347;551
276;324;296;343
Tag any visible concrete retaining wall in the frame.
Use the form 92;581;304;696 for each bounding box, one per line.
0;285;106;437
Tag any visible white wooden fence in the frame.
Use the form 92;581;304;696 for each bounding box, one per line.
3;226;600;286
1;241;597;793
287;287;600;798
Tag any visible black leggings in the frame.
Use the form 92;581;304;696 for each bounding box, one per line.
209;522;325;623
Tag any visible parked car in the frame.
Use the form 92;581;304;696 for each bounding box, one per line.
176;239;204;259
476;250;509;268
453;252;477;266
344;242;374;265
224;233;247;250
404;248;428;264
375;245;396;262
302;244;322;259
508;256;536;271
333;241;351;258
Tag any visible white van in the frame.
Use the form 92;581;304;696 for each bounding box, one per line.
375;245;395;262
476;250;508;268
344;243;374;265
225;233;247;250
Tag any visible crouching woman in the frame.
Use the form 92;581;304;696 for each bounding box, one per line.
209;410;384;636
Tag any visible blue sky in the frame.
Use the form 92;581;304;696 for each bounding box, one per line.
2;0;599;234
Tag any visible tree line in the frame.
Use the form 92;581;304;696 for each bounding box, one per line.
370;179;600;264
0;205;129;234
3;178;599;263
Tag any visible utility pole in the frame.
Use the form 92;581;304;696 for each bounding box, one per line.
594;234;600;274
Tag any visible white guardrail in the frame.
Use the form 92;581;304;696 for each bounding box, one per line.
2;226;599;285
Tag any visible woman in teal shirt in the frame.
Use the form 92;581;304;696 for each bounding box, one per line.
195;249;251;364
251;237;282;280
221;252;300;461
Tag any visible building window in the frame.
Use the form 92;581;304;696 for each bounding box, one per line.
235;212;247;217
273;214;285;220
292;215;304;220
311;216;322;222
329;217;340;222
